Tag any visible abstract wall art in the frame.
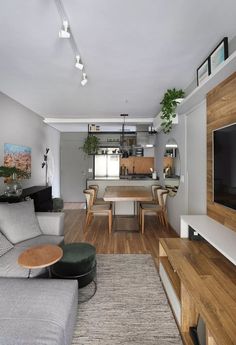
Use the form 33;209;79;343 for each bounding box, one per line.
4;143;31;178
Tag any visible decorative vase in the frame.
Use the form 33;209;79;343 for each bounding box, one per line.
4;173;23;197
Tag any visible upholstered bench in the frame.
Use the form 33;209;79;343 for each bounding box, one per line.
52;243;96;288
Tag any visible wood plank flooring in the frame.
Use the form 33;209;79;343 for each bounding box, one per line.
64;208;178;261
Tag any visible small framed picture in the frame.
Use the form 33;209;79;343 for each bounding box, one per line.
209;37;228;73
197;58;210;86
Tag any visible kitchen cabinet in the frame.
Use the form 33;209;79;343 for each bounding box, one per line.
120;157;154;175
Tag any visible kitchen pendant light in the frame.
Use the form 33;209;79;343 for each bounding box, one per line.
120;114;128;157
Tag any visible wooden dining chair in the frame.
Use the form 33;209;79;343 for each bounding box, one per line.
83;189;112;234
88;184;112;206
138;184;162;216
139;189;169;234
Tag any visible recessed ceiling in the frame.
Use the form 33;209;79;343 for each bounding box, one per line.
0;0;236;121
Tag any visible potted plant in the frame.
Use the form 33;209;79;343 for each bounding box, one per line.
160;88;185;134
0;166;29;197
82;135;100;155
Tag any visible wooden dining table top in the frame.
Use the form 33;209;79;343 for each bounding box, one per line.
103;186;153;202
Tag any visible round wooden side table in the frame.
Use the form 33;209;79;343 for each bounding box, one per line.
18;244;63;278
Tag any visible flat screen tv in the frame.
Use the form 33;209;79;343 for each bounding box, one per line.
213;123;236;210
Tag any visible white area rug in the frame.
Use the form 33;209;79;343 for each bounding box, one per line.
72;254;183;345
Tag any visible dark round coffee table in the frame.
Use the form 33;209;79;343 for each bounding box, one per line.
52;243;97;302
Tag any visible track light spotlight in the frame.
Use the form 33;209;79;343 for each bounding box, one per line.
81;73;88;86
75;55;84;70
59;20;71;38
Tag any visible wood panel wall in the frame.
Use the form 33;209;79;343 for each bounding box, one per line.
120;157;154;174
207;72;236;232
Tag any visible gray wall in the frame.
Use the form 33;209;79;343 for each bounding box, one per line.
60;133;93;202
0;92;60;196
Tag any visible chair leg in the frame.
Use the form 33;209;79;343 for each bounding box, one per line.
141;210;145;234
139;207;142;225
84;212;90;233
163;211;169;228
88;213;93;225
108;211;112;235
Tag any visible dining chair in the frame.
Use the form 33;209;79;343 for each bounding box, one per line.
83;189;112;234
138;184;162;216
139;189;169;234
88;184;112;206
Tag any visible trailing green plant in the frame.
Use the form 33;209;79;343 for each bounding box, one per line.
0;166;29;178
82;135;100;155
160;88;185;134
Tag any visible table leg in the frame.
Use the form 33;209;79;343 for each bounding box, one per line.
27;269;31;279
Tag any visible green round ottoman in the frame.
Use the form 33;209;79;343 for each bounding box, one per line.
52;243;96;288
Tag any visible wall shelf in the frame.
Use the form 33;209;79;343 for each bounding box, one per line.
177;50;236;115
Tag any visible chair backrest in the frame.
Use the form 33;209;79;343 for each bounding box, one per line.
88;185;99;200
151;185;162;203
156;189;169;208
83;189;95;210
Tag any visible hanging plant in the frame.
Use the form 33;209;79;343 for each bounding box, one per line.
160;88;185;134
82;135;100;155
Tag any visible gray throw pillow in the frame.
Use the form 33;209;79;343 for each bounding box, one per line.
0;231;13;256
0;199;42;244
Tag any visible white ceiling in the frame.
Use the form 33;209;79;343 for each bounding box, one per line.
0;0;236;123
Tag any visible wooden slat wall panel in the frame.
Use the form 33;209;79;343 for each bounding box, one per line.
207;72;236;232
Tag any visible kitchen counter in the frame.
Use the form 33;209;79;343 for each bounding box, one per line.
87;174;159;181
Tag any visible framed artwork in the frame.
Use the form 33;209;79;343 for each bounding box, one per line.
197;58;210;86
209;37;228;73
4;143;31;178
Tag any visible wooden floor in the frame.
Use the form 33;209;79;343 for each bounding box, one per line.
64;208;178;261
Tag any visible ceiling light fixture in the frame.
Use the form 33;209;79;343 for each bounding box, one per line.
59;20;71;38
55;0;88;85
75;55;84;70
81;73;88;86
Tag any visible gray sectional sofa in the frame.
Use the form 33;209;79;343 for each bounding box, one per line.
0;199;78;345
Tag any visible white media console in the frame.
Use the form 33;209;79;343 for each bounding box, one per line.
180;214;236;265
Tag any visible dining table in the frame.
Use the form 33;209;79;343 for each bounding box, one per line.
103;186;153;231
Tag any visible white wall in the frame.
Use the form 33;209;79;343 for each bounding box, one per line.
186;101;207;214
155;101;207;234
155;115;188;234
0;92;60;197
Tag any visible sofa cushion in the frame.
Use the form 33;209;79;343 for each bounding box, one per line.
0;246;44;278
0;278;78;345
15;234;64;249
0;232;13;257
0;199;42;244
0;236;64;278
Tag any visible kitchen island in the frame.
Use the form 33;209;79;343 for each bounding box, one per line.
87;177;160;215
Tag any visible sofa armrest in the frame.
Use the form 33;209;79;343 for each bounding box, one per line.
36;212;64;236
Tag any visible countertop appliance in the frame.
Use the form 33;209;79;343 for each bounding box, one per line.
95;154;120;178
